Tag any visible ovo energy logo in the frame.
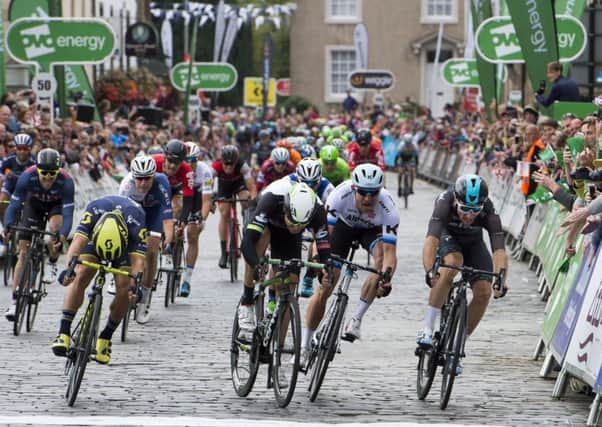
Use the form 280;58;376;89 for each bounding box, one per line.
489;23;521;59
20;22;56;59
440;59;485;87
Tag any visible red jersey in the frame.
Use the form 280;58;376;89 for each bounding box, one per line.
212;159;252;182
152;154;195;197
256;158;295;192
346;142;385;172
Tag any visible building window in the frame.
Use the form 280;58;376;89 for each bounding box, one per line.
326;46;356;102
421;0;457;23
325;0;362;23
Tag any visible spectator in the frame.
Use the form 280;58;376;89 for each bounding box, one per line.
342;89;359;114
535;61;580;107
521;124;546;197
523;105;539;125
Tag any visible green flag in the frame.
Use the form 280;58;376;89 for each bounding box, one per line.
9;0;101;122
538;145;556;162
0;13;6;100
471;0;497;121
528;185;553;203
506;0;559;95
567;136;585;160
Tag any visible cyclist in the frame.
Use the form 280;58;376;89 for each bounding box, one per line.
330;137;348;161
0;133;36;254
4;149;75;321
118;155;172;323
212;145;256;269
250;129;274;171
301;164;398;367
288;159;335;298
276;138;302;165
347;128;385;172
52;195;146;364
256;147;295;193
180;141;214;297
237;182;331;342
418;174;508;374
395;133;419;197
319;145;350;187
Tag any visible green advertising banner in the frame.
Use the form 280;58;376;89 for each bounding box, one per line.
0;13;6;100
470;0;497;121
9;0;101;122
555;0;587;17
505;0;559;94
170;62;238;92
440;58;507;88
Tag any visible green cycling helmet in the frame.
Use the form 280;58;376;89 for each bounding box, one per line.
320;145;339;163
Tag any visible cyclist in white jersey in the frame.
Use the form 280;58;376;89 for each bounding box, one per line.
300;164;399;367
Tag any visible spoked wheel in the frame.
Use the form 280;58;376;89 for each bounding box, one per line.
13;260;32;336
229;220;238;282
403;172;410;209
172;240;183;302
416;340;438;400
65;298;100;407
3;238;16;287
272;296;301;408
121;304;132;343
308;294;347;402
165;272;175;308
439;298;466;410
230;302;261;397
26;267;44;332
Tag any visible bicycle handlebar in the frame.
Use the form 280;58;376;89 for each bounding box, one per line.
63;255;142;286
433;260;502;282
214;196;250;203
265;257;325;271
330;253;381;276
7;224;60;239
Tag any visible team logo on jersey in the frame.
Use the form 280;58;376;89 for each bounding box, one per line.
385;224;398;235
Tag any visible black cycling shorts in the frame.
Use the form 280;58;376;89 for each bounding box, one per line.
330;219;381;261
80;242;131;268
19;197;62;241
217;178;246;200
268;225;303;276
437;234;493;283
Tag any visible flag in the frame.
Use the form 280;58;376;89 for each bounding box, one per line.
470;0;497;121
0;13;6;100
567;136;585;161
538;145;556;162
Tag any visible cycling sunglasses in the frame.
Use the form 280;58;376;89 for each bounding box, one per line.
284;211;309;228
16;146;31;151
355;187;380;197
38;169;59;178
323;160;336;166
134;176;152;182
457;202;483;213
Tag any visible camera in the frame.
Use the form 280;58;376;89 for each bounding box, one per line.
536;80;546;96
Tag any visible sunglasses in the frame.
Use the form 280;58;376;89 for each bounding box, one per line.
323;160;336;166
303;180;319;188
38;169;59;178
134;176;152;182
223;162;234;166
16;146;30;151
284;212;309;228
274;161;288;166
355;187;380;197
165;157;181;164
457;202;483;213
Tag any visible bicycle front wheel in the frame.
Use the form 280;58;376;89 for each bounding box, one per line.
416;342;437;400
272;296;301;408
13;259;32;336
403;172;410;209
309;293;347;402
229;219;238;282
3;237;16;287
439;296;467;410
26;264;44;332
230;302;261;396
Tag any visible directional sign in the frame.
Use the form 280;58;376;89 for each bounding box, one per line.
475;15;586;63
276;78;291;97
6;18;115;69
170;62;238;92
349;70;395;91
32;72;56;97
440;58;507;87
244;77;276;107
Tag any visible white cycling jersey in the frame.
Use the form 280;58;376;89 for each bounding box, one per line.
194;161;215;195
325;180;399;245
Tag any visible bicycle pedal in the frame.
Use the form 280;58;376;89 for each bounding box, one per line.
341;334;355;343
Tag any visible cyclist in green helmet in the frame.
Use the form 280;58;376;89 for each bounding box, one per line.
319;145;350;187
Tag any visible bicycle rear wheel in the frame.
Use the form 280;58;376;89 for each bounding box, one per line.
26;264;43;332
230;301;261;396
13;259;32;336
272;296;301;408
416;340;438;400
172;240;183;302
229;218;238;282
3;237;16;287
121;305;132;343
65;296;101;406
439;297;466;410
309;293;347;402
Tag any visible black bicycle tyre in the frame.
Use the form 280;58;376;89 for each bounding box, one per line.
121;305;131;343
3;237;16;287
230;302;261;397
172;239;183;303
439;296;466;410
229;219;238;282
309;293;347;402
26;262;43;332
403;171;410;209
13;259;32;336
272;296;301;408
416;344;437;400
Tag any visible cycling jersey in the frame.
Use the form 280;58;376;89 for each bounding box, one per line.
4;166;75;238
287;173;334;203
1;154;36;195
395;141;419;166
212;159;252;183
326;180;399;246
75;195;147;261
243;178;330;268
152;154;194;197
251;141;275;168
119;172;173;234
192;161;214;194
346;142;385;172
256;158;295;192
319;158;350;187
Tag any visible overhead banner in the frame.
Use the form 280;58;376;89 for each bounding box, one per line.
0;13;6;100
161;18;173;68
213;0;226;62
470;0;497;121
353;23;368;70
505;0;559;94
220;16;239;63
9;0;101;122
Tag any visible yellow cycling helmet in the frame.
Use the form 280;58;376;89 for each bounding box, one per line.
91;211;128;261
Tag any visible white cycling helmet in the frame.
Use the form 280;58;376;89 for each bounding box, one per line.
130;155;156;178
352;164;384;190
331;138;345;150
296;158;322;184
284;183;317;225
271;147;290;163
185;141;201;162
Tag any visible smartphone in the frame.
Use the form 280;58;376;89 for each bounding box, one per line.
588;183;596;199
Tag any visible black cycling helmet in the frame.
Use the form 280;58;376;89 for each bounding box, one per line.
222;144;239;164
454;174;489;206
258;129;271;139
37;148;61;171
164;139;186;162
356;128;372;145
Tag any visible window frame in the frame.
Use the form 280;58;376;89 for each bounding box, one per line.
325;0;362;24
325;45;358;103
421;0;458;24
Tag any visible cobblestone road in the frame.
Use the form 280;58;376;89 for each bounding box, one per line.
0;176;595;426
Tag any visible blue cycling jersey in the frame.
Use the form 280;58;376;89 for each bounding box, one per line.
1;154;36;194
4;166;75;237
287;173;334;203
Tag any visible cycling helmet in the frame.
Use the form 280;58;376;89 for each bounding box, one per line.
164;139;186;162
92;210;128;261
320;145;339;163
306;136;316;146
331;138;345;151
130;155;156;178
14;133;33;147
402;133;413;144
185;141;201;163
258;129;271;139
356;128;372;145
271;147;290;164
284;183;317;225
352;164;384;190
37;148;60;170
222;144;239;164
296;159;322;184
454;174;488;206
298;144;316;159
147;145;164;155
320;126;332;138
